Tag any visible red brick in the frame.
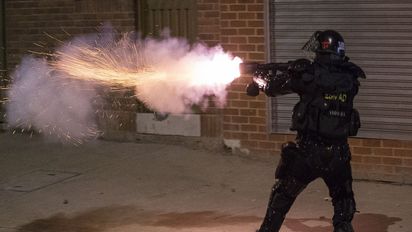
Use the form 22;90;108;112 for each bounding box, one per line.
223;116;232;122
239;44;257;52
239;28;256;35
394;166;412;174
227;92;240;100
249;133;268;141
258;141;277;150
258;109;267;117
220;20;230;28
198;4;217;11
228;83;246;92
220;4;229;11
249;101;266;109
204;11;220;18
247;20;264;27
248;36;264;43
403;158;412;167
242;140;258;148
223;124;240;131
247;4;264;11
348;138;362;146
363;139;382;147
223;108;240;115
230;5;246;11
248;52;265;61
249;116;266;124
382;139;403;148
269;134;287;142
257;44;266;51
221;0;237;4
393;149;412;158
382;157;402;166
240;109;257;116
373;148;393;156
351;155;363;163
402;140;412;148
241;124;258;132
258;125;268;133
239;12;257;19
256;28;264;35
229;20;247;28
229;36;247;43
231;132;249;140
363;156;382;165
375;165;395;174
232;116;249;123
238;0;256;3
223;44;239;51
221;12;237;20
353;147;373;155
231;100;248;108
223;131;233;138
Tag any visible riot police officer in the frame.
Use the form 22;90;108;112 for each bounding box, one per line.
246;30;366;232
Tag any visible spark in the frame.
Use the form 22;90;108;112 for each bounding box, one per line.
7;26;243;144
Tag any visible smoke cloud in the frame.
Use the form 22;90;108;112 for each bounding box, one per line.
7;57;99;143
6;26;241;143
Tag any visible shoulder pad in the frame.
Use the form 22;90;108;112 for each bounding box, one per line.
289;58;312;73
342;62;366;79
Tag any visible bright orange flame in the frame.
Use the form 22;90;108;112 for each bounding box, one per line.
51;34;244;114
191;54;242;87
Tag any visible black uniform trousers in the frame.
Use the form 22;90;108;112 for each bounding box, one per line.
258;134;356;232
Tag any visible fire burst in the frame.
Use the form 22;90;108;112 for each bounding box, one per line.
52;31;242;113
7;27;243;144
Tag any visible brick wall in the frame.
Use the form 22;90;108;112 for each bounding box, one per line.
3;0;411;183
195;0;412;184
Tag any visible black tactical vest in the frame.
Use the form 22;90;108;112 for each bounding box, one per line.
290;62;361;139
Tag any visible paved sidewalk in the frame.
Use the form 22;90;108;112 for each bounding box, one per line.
0;132;411;232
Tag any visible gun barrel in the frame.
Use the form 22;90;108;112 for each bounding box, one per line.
239;62;291;75
239;62;259;75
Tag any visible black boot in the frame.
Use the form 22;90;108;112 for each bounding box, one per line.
256;207;286;232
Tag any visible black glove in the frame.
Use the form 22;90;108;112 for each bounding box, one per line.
246;82;260;96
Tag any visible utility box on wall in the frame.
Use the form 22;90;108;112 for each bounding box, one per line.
136;113;201;136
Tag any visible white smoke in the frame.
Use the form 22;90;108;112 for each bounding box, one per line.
7;57;99;143
6;25;241;142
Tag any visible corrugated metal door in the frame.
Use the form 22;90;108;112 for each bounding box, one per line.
138;0;197;42
269;0;412;140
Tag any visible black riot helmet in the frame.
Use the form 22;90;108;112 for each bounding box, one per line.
302;30;345;57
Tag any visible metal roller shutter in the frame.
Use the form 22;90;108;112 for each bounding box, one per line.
138;0;197;42
269;0;412;140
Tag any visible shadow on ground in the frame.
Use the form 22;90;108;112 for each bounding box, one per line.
16;205;261;232
16;205;402;232
284;213;402;232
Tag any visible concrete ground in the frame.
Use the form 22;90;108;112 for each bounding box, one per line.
0;132;411;232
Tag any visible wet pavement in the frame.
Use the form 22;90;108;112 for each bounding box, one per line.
0;132;411;232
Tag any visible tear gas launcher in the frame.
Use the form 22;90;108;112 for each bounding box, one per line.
239;59;311;96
